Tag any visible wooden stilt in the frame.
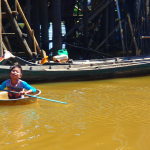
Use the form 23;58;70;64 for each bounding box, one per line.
65;0;113;39
0;0;2;56
51;0;62;55
2;26;13;51
2;40;7;50
114;0;126;56
83;0;88;47
16;0;41;55
127;13;139;56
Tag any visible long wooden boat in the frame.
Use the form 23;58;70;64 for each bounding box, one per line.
0;89;41;105
1;56;150;82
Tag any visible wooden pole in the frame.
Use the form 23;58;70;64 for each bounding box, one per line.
30;0;40;51
2;40;7;50
83;0;88;47
105;6;109;53
40;0;49;50
127;13;139;56
51;0;62;55
2;26;12;51
16;0;41;55
141;36;150;39
114;0;126;56
0;0;3;56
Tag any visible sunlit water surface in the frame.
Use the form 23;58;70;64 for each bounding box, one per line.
0;76;150;150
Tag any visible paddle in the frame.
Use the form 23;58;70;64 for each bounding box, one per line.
1;89;68;104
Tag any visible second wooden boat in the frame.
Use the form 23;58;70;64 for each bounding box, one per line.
1;56;150;82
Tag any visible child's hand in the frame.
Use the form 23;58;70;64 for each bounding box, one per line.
19;91;26;95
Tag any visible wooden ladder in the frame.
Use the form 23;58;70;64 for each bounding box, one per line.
0;0;43;58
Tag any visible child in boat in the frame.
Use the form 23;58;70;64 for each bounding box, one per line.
0;64;36;99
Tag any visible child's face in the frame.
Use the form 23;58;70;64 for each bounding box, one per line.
10;67;22;79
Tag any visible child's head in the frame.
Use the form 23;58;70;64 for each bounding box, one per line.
10;65;23;79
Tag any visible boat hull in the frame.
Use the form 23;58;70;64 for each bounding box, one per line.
22;64;150;81
1;57;150;82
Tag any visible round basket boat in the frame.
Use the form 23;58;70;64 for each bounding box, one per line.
0;89;41;105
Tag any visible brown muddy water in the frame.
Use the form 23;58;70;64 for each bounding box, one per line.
0;76;150;150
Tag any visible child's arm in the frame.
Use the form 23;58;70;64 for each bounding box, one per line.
0;81;7;90
22;81;37;94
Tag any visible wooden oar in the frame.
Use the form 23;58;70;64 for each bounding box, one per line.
1;89;68;104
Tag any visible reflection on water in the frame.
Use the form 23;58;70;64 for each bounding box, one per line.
1;76;150;150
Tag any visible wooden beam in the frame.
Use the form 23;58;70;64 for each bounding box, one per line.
83;0;88;46
2;11;18;15
16;0;41;55
127;13;139;56
141;36;150;39
0;0;2;56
